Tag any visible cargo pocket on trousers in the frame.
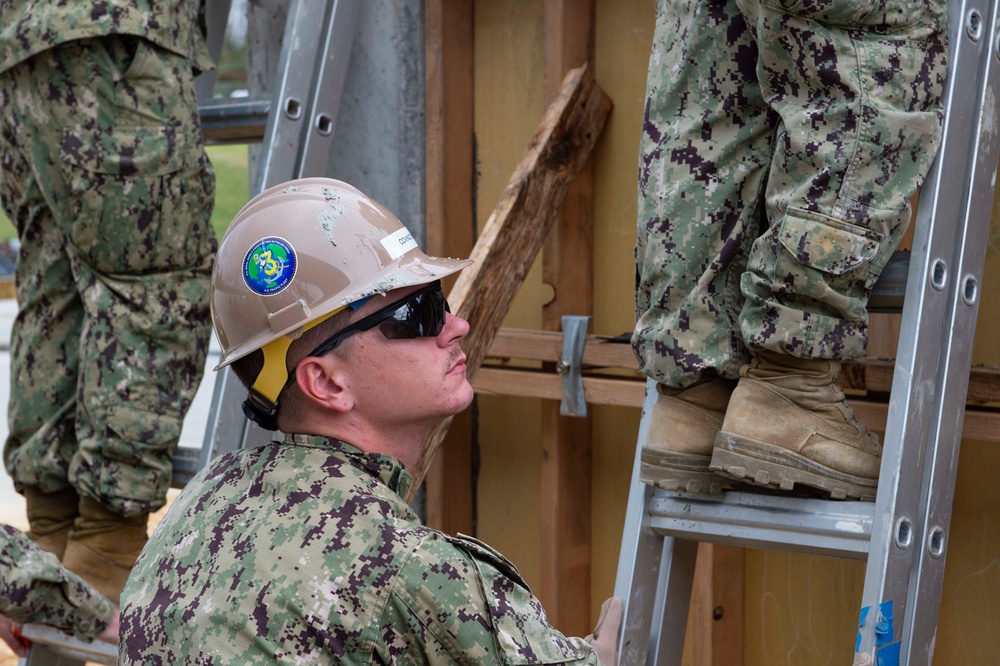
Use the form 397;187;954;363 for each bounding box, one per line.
446;534;588;665
61;124;215;275
778;208;883;292
100;402;181;501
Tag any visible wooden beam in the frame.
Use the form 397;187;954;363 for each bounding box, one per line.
423;0;476;536
408;64;614;497
473;365;1000;442
840;357;1000;405
539;0;596;638
483;328;1000;405
690;544;745;666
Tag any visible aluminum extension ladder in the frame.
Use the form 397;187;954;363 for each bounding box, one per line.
613;1;1000;664
18;1;359;663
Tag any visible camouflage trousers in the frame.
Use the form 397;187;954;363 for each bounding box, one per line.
632;0;948;388
0;36;217;517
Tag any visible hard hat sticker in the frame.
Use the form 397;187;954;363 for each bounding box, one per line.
381;226;418;261
244;237;297;295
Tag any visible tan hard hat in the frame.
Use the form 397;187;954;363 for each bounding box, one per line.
211;177;472;369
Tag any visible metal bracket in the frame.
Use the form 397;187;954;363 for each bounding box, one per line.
558;315;591;417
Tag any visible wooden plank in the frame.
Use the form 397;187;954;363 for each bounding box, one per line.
472;366;1000;442
408;64;614;497
484;328;1000;405
840;357;1000;405
475;366;644;407
423;0;476;536
690;544;745;666
539;0;596;637
488;327;637;368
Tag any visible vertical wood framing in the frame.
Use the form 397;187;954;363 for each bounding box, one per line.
690;544;745;666
424;0;476;535
540;0;596;637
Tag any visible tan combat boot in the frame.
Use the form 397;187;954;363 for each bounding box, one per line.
62;496;148;605
710;348;881;500
24;486;80;559
640;375;738;494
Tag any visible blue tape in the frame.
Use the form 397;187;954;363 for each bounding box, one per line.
857;606;870;652
350;295;373;310
876;641;901;666
875;600;894;647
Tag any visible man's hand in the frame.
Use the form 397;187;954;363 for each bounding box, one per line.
97;607;120;645
0;615;30;657
584;597;622;666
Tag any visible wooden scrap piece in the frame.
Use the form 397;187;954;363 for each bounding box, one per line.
407;63;613;496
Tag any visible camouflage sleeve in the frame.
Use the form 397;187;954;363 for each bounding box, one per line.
376;531;604;665
0;523;114;641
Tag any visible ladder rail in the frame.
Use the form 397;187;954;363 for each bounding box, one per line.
858;0;1000;660
200;0;358;464
614;382;666;665
251;0;359;194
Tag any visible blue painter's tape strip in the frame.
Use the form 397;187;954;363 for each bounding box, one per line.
876;600;894;647
876;641;901;666
857;606;871;652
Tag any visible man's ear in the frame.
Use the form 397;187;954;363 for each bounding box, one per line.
294;356;353;413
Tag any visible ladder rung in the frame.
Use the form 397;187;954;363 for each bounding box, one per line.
648;489;873;560
20;623;117;665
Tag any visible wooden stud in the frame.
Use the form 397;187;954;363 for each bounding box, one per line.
423;0;476;536
539;0;597;637
690;543;745;666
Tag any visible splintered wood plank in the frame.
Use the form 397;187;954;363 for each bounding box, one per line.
538;0;596;638
408;63;613;497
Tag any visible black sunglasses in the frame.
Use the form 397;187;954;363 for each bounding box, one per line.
306;280;450;358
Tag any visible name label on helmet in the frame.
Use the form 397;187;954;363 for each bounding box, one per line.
244;237;297;296
381;227;418;261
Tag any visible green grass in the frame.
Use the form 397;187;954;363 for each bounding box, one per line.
0;144;249;243
207;144;251;238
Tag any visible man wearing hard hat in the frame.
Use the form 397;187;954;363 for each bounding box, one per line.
118;178;621;664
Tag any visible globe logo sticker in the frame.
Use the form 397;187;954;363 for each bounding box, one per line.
244;237;297;295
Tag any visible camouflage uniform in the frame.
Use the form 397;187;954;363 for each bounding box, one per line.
633;0;947;388
120;436;605;664
0;523;114;641
0;1;217;516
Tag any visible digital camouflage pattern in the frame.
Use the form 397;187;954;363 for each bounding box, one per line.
0;0;214;75
633;0;948;388
0;22;216;516
120;436;603;665
0;523;114;641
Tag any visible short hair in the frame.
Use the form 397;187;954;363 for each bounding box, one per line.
229;306;356;430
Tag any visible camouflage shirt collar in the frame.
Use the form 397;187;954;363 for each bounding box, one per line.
281;432;413;498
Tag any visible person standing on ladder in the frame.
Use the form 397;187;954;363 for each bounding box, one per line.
0;0;218;604
118;179;622;664
633;0;948;500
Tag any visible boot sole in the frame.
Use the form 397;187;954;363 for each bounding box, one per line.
640;448;725;495
710;434;878;501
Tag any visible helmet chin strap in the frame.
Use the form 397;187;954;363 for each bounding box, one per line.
243;305;349;431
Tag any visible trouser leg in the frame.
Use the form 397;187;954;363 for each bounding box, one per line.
712;0;948;498
632;0;775;389
736;0;948;358
0;72;83;499
3;37;216;582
